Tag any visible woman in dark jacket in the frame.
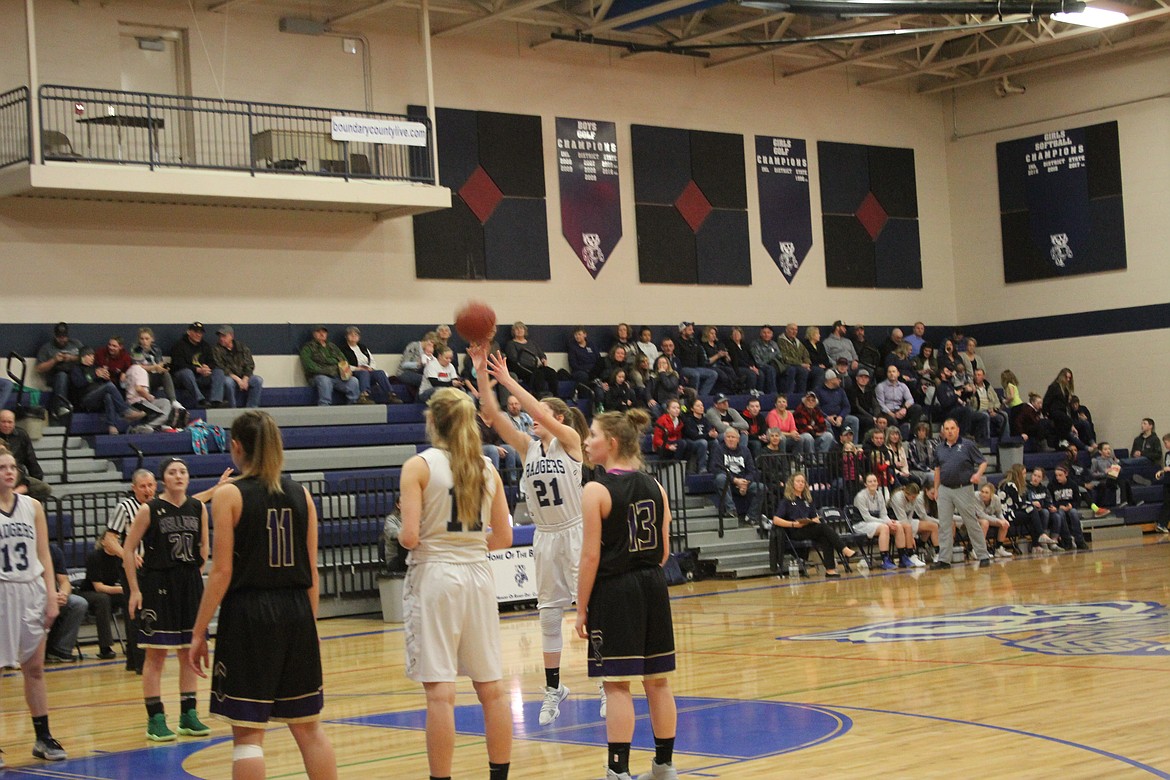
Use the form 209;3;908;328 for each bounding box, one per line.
645;356;682;418
341;326;399;404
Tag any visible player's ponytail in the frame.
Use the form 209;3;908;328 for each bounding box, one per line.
426;388;486;530
230;410;285;494
593;408;651;465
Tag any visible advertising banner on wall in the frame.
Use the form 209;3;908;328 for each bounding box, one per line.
756;135;812;284
556;117;622;279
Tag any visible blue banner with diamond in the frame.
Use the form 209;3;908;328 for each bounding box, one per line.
756;135;812;284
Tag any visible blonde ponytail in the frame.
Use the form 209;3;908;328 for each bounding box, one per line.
230;410;285;494
426;388;486;529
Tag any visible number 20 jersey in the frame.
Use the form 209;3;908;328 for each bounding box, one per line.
0;495;44;583
596;470;665;579
229;476;312;592
522;438;583;530
142;496;205;572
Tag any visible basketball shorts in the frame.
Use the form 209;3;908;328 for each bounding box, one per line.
138;566;203;649
210;588;324;727
586;566;675;681
0;579;47;667
533;522;581;610
855;520;885;539
403;560;501;683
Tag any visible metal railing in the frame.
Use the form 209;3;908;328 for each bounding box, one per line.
0;86;30;169
646;459;689;553
37;84;433;183
713;452;853;537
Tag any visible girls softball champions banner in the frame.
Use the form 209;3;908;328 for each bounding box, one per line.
756;135;813;284
556;117;622;279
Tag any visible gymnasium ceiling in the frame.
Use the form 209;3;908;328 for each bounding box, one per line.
210;0;1170;93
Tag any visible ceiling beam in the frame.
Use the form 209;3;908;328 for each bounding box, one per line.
706;16;895;68
435;0;562;35
587;0;706;33
207;0;249;11
327;0;407;25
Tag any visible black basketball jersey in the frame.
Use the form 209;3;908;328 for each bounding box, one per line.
228;476;312;592
142;496;204;571
596;469;666;579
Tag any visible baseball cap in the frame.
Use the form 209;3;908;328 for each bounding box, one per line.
53;322;69;336
857;368;871;378
216;325;234;336
313;324;329;333
832;320;845;329
841;428;855;436
188;322;205;332
823;370;837;382
714;393;729;404
761;324;774;331
804;391;817;399
678;321;694;331
835;356;849;366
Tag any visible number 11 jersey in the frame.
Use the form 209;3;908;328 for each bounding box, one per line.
230;476;312;592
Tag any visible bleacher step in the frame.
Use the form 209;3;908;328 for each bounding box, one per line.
41;460;118;476
700;550;771;569
689;528;761;547
206;405;388;428
728;564;774;579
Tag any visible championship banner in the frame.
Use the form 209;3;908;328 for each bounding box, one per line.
756;135;813;284
556;117;621;279
996;121;1126;283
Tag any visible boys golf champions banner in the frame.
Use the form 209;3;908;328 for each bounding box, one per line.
756;135;813;284
556;117;622;279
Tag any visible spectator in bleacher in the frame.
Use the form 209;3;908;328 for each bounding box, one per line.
876;365;925;433
741;397;768;458
419;346;466;403
1069;395;1096;447
705;393;748;437
879;327;905;365
43;544;87;663
938;338;958;374
1154;434;1170;533
69;348;146;435
969;368;1008;438
675;322;717;396
592;344;630;407
122;364;176;429
609;328;640;386
170;322;226;409
95;336;133;390
340;326;399;405
1025;467;1060;552
568;327;600;389
659;337;683;381
0;410;50;501
726;327;768;394
1132;418;1162;465
794;392;835;454
850;325;882;374
476;410;521;479
912;343;938;393
846;368;879;435
862;427;895;497
998;463;1049;551
765;394;800;454
905;322;926;357
299;325;360;406
853;473;916;570
771;472;859;578
700;327;739;394
959;337;984;377
211;326;263;408
711;428;764;525
433;323;452;354
645;356;681;419
907;421;937;485
130;327;178;405
884;426;915;486
1050;465;1089;550
504;395;536;439
504;322;559;399
823;321;859;370
757;430;791;505
398;331;437;396
1042;368;1083;448
603;368;637;413
889;483;939;558
652;399;690;467
1016;392;1056;451
750;325;785;388
815;370;858;441
77;545;129;662
36;322;84;418
1090;442;1134;511
682;399;717;473
633;326;660;366
1000;369;1024;416
633;352;652;396
931;365;977;439
777;323;812;394
975;483;1014;558
802;326;831;391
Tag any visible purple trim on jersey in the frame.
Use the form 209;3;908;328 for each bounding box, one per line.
588;652;676;679
211;689;324;724
606;468;638;474
273;690;325;720
137;628;193;647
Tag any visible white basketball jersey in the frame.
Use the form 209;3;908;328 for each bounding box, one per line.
522;438;583;531
408;448;496;565
0;495;45;583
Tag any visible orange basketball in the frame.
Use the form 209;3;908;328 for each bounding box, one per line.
454;300;497;343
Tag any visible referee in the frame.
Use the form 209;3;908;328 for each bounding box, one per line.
930;418;990;569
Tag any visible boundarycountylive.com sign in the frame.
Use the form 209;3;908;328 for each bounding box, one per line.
331;116;428;146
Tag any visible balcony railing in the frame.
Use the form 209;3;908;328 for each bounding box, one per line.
35;84;434;184
0;87;30;169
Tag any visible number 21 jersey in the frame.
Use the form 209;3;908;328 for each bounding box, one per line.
523;438;583;530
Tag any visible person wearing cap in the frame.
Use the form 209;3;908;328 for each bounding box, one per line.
299;325;359;406
36;322;84;417
794;392;835;454
823;321;858;370
846;368;880;436
211;326;263;408
675;322;717;396
170;323;227;409
815;370;859;441
704;393;749;438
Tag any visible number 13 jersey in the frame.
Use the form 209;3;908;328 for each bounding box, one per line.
0;495;44;582
596;469;665;578
523;438;583;531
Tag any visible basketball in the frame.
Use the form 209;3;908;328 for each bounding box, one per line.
454;300;496;343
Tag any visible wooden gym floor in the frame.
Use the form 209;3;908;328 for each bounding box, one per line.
3;537;1169;779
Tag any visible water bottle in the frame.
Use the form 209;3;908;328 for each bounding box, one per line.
788;559;800;579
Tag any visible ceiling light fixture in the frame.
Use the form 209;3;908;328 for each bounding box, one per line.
1051;5;1128;26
